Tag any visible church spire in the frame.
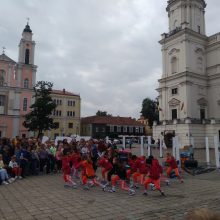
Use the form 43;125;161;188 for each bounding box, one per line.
23;18;32;33
166;0;206;35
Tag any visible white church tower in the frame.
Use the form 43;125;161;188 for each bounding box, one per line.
153;0;220;148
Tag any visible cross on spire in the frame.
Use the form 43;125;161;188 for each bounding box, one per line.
2;46;6;54
26;17;30;25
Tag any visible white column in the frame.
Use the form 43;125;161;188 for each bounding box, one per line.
159;136;163;158
122;136;126;149
205;137;210;165
172;137;176;158
176;136;180;164
214;136;220;169
147;136;151;156
140;136;144;156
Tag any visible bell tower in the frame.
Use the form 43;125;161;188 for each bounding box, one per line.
167;0;206;35
17;21;37;88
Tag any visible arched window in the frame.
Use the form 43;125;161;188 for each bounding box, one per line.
25;49;30;64
171;57;178;74
24;78;29;88
0;70;6;86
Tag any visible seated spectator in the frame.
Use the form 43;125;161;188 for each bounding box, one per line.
8;155;22;179
0;154;13;185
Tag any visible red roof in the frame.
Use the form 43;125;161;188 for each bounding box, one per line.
81;116;144;126
52;89;80;97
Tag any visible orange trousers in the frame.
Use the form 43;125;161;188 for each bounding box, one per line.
132;172;145;185
166;167;182;179
144;177;161;190
111;175;129;191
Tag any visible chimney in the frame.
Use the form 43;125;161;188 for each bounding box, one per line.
63;88;65;94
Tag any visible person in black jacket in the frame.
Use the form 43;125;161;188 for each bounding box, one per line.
106;157;135;196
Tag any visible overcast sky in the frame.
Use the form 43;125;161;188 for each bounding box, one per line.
1;0;220;119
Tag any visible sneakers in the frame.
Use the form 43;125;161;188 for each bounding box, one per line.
8;178;15;183
143;192;148;196
129;189;136;196
108;187;116;193
18;176;23;180
83;185;89;190
165;180;170;186
2;181;9;185
15;176;18;180
160;191;166;197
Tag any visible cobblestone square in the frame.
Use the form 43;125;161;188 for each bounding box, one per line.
0;167;220;220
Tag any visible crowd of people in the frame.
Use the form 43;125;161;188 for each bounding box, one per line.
0;136;183;196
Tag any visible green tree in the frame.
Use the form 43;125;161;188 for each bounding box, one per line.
96;110;111;116
140;98;159;128
23;81;57;138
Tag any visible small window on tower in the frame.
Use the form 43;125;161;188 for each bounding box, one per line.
198;26;201;34
24;78;29;88
171;88;178;95
25;49;30;64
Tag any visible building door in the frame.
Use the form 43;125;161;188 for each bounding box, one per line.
172;109;177;120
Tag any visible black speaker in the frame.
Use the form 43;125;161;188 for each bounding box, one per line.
184;160;198;168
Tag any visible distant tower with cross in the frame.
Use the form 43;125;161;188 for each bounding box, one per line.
0;21;37;138
153;0;220;148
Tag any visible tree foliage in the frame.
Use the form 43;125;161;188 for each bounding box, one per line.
23;81;57;137
140;98;159;128
96;110;111;116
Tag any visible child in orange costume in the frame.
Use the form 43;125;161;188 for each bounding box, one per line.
132;156;148;187
98;156;113;181
126;155;138;179
80;157;104;190
166;153;183;183
62;153;77;188
143;157;165;196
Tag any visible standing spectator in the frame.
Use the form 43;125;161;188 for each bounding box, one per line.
38;144;49;174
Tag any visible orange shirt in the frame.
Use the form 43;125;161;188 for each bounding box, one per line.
82;160;95;177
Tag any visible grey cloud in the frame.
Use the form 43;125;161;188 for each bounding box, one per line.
0;0;219;118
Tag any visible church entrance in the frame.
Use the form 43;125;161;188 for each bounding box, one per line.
164;130;175;148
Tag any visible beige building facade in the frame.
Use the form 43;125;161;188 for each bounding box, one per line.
44;89;81;139
153;0;220;148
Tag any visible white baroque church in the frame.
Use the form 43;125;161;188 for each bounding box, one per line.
153;0;220;148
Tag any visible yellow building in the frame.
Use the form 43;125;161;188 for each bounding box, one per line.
137;116;152;135
45;89;81;139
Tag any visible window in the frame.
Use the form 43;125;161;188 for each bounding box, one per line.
198;25;201;34
200;109;205;120
95;127;99;132
0;95;5;106
68;100;75;106
171;57;177;74
123;126;127;133
172;109;177;120
0;70;5;86
54;122;59;129
59;100;62;105
171;88;178;95
140;127;143;133
110;125;114;132
72;111;75;117
59;110;61;116
25;49;30;64
135;127;139;133
69;123;73;128
23;98;28;111
24;78;29;88
117;126;121;132
129;126;133;133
